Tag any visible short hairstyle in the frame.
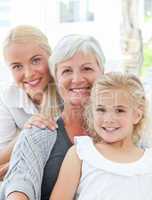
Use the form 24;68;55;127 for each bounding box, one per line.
85;72;148;143
49;34;105;79
3;25;51;56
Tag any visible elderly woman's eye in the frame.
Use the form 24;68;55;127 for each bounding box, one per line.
84;66;93;71
62;69;71;74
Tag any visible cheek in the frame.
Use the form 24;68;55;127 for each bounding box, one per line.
57;76;68;90
93;114;102;127
56;79;67;98
11;71;23;84
89;72;102;85
39;64;49;75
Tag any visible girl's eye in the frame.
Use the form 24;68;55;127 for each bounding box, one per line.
12;64;23;71
96;108;106;112
116;109;125;113
32;57;41;65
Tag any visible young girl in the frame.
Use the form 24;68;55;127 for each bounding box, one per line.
50;72;152;200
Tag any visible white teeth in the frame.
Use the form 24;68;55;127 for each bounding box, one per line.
104;127;118;131
26;79;40;86
71;88;89;92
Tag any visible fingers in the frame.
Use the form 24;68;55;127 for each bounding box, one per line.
24;114;58;130
47;118;58;130
0;162;9;181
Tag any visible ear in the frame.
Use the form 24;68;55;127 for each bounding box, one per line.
133;106;143;125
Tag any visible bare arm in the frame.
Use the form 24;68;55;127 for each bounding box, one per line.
0;162;9;181
50;146;82;200
7;192;29;200
0;137;18;179
0;137;17;165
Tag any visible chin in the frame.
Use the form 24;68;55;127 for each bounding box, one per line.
71;100;88;107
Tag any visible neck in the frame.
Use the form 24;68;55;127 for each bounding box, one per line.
102;136;136;151
62;106;87;141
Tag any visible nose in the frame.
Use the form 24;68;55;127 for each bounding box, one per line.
24;65;34;79
103;112;116;124
72;71;84;83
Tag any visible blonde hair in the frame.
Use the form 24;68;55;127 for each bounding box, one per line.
3;25;61;118
3;25;51;55
49;34;105;80
85;72;148;143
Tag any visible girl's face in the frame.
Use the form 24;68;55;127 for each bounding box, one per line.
4;42;51;102
56;52;103;109
92;88;142;144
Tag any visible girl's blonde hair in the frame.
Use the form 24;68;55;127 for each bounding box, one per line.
3;25;61;118
85;72;148;143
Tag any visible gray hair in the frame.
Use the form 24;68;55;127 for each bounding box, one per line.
49;34;105;79
3;25;51;55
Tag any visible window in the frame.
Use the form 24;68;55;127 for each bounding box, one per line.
58;0;94;23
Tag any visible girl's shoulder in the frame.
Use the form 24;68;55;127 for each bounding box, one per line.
74;136;152;176
74;136;96;161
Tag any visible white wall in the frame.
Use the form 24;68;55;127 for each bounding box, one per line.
0;0;123;83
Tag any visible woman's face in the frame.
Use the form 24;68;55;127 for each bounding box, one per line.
56;52;103;108
4;42;51;102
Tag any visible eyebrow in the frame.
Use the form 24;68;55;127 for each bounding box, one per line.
9;62;20;67
82;62;92;65
30;54;42;59
96;104;127;108
96;104;104;107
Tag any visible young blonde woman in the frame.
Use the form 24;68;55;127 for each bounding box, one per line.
0;25;58;180
0;34;105;200
51;72;152;200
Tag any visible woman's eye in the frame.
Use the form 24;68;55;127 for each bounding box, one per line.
83;67;92;71
12;64;23;71
32;57;41;64
62;69;72;74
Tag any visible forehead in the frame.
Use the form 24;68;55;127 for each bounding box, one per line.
57;51;98;68
93;88;132;107
4;42;47;61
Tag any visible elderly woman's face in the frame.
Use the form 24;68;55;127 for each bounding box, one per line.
56;52;103;108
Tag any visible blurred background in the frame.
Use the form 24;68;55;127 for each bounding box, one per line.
0;0;151;87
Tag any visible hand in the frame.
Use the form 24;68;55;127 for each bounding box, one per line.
24;113;58;130
0;162;9;181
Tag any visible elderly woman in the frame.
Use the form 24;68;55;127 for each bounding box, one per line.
0;34;105;200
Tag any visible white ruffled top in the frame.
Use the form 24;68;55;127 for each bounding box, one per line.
74;136;152;200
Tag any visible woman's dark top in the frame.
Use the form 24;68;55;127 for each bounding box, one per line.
41;117;72;200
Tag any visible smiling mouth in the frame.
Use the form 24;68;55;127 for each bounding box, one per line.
24;78;41;87
69;87;90;93
102;127;120;132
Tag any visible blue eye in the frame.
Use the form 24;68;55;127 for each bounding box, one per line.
32;57;41;65
12;64;23;71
